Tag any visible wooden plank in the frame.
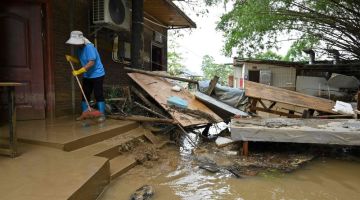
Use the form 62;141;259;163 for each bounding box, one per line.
206;76;219;95
255;107;301;118
0;82;26;87
125;67;198;84
108;115;177;124
195;91;248;117
244;80;336;114
128;73;222;127
131;86;163;114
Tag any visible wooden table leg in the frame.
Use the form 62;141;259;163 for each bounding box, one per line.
8;86;17;157
242;141;249;156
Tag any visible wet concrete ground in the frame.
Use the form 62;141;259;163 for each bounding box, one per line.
101;144;360;200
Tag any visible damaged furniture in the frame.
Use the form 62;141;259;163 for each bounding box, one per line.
0;82;26;157
244;80;337;117
231;117;360;146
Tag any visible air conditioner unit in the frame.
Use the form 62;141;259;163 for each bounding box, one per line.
93;0;130;31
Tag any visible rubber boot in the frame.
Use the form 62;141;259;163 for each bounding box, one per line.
81;101;89;112
97;101;106;122
76;101;89;121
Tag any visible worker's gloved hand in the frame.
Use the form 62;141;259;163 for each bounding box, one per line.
72;67;87;76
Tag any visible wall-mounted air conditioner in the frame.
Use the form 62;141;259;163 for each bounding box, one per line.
93;0;130;31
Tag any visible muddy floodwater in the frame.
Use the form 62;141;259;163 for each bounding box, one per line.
101;145;360;200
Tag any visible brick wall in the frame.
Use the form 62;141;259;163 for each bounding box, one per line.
51;0;168;117
52;0;89;116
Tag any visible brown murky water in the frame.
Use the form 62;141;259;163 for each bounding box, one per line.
101;145;360;200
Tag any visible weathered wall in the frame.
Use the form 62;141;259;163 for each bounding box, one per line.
52;0;88;116
233;63;297;90
51;0;168;117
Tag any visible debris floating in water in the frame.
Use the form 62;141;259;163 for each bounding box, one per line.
130;185;154;200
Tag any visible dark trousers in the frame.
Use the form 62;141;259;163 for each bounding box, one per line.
82;76;104;102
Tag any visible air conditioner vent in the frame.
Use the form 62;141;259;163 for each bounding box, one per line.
92;0;130;31
93;0;105;22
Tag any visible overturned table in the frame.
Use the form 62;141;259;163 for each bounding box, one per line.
0;82;26;157
231;118;360;147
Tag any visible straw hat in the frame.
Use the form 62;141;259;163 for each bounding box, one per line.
66;30;87;45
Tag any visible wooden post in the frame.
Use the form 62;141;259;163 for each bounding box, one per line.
242;141;249;156
131;0;144;69
206;76;219;95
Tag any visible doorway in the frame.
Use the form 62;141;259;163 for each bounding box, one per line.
248;70;260;83
0;2;46;120
151;44;163;71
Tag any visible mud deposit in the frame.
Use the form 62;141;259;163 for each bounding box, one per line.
101;143;360;200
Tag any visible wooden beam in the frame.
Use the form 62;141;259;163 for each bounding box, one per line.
108;115;177;124
206;76;219;95
313;114;354;119
258;99;268;109
131;86;162;113
131;0;144;69
249;98;258;113
134;101;169;119
255;107;301;118
125;67;198;84
244;80;336;114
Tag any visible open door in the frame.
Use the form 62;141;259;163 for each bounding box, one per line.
0;2;46;120
151;44;163;71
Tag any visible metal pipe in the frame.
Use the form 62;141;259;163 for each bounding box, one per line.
326;49;340;64
303;49;315;64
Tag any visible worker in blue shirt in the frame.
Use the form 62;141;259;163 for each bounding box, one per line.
66;31;106;120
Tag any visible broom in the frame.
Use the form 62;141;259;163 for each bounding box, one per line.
65;55;102;120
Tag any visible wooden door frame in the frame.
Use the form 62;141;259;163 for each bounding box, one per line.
6;0;55;119
150;41;164;71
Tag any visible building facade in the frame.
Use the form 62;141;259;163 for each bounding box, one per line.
232;59;298;91
0;0;195;119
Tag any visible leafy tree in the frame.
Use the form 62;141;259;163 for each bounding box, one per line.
168;51;183;76
201;55;233;84
254;50;283;60
205;0;360;60
167;32;184;76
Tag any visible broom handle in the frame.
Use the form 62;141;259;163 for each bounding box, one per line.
69;61;92;111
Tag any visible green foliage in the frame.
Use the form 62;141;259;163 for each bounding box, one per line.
167;32;184;76
168;51;183;76
201;55;233;85
254;50;283;60
212;0;360;60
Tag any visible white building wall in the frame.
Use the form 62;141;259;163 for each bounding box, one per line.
233;67;243;88
233;62;296;90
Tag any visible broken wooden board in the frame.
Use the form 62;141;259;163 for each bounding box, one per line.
195;91;248;119
128;73;222;127
231;118;360;146
244;80;336;114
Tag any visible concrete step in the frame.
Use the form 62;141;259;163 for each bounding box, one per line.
73;127;147;159
64;121;139;151
109;155;138;180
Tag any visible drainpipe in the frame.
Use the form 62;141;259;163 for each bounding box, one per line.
326;49;340;64
303;49;315;64
131;0;144;69
112;34;123;63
